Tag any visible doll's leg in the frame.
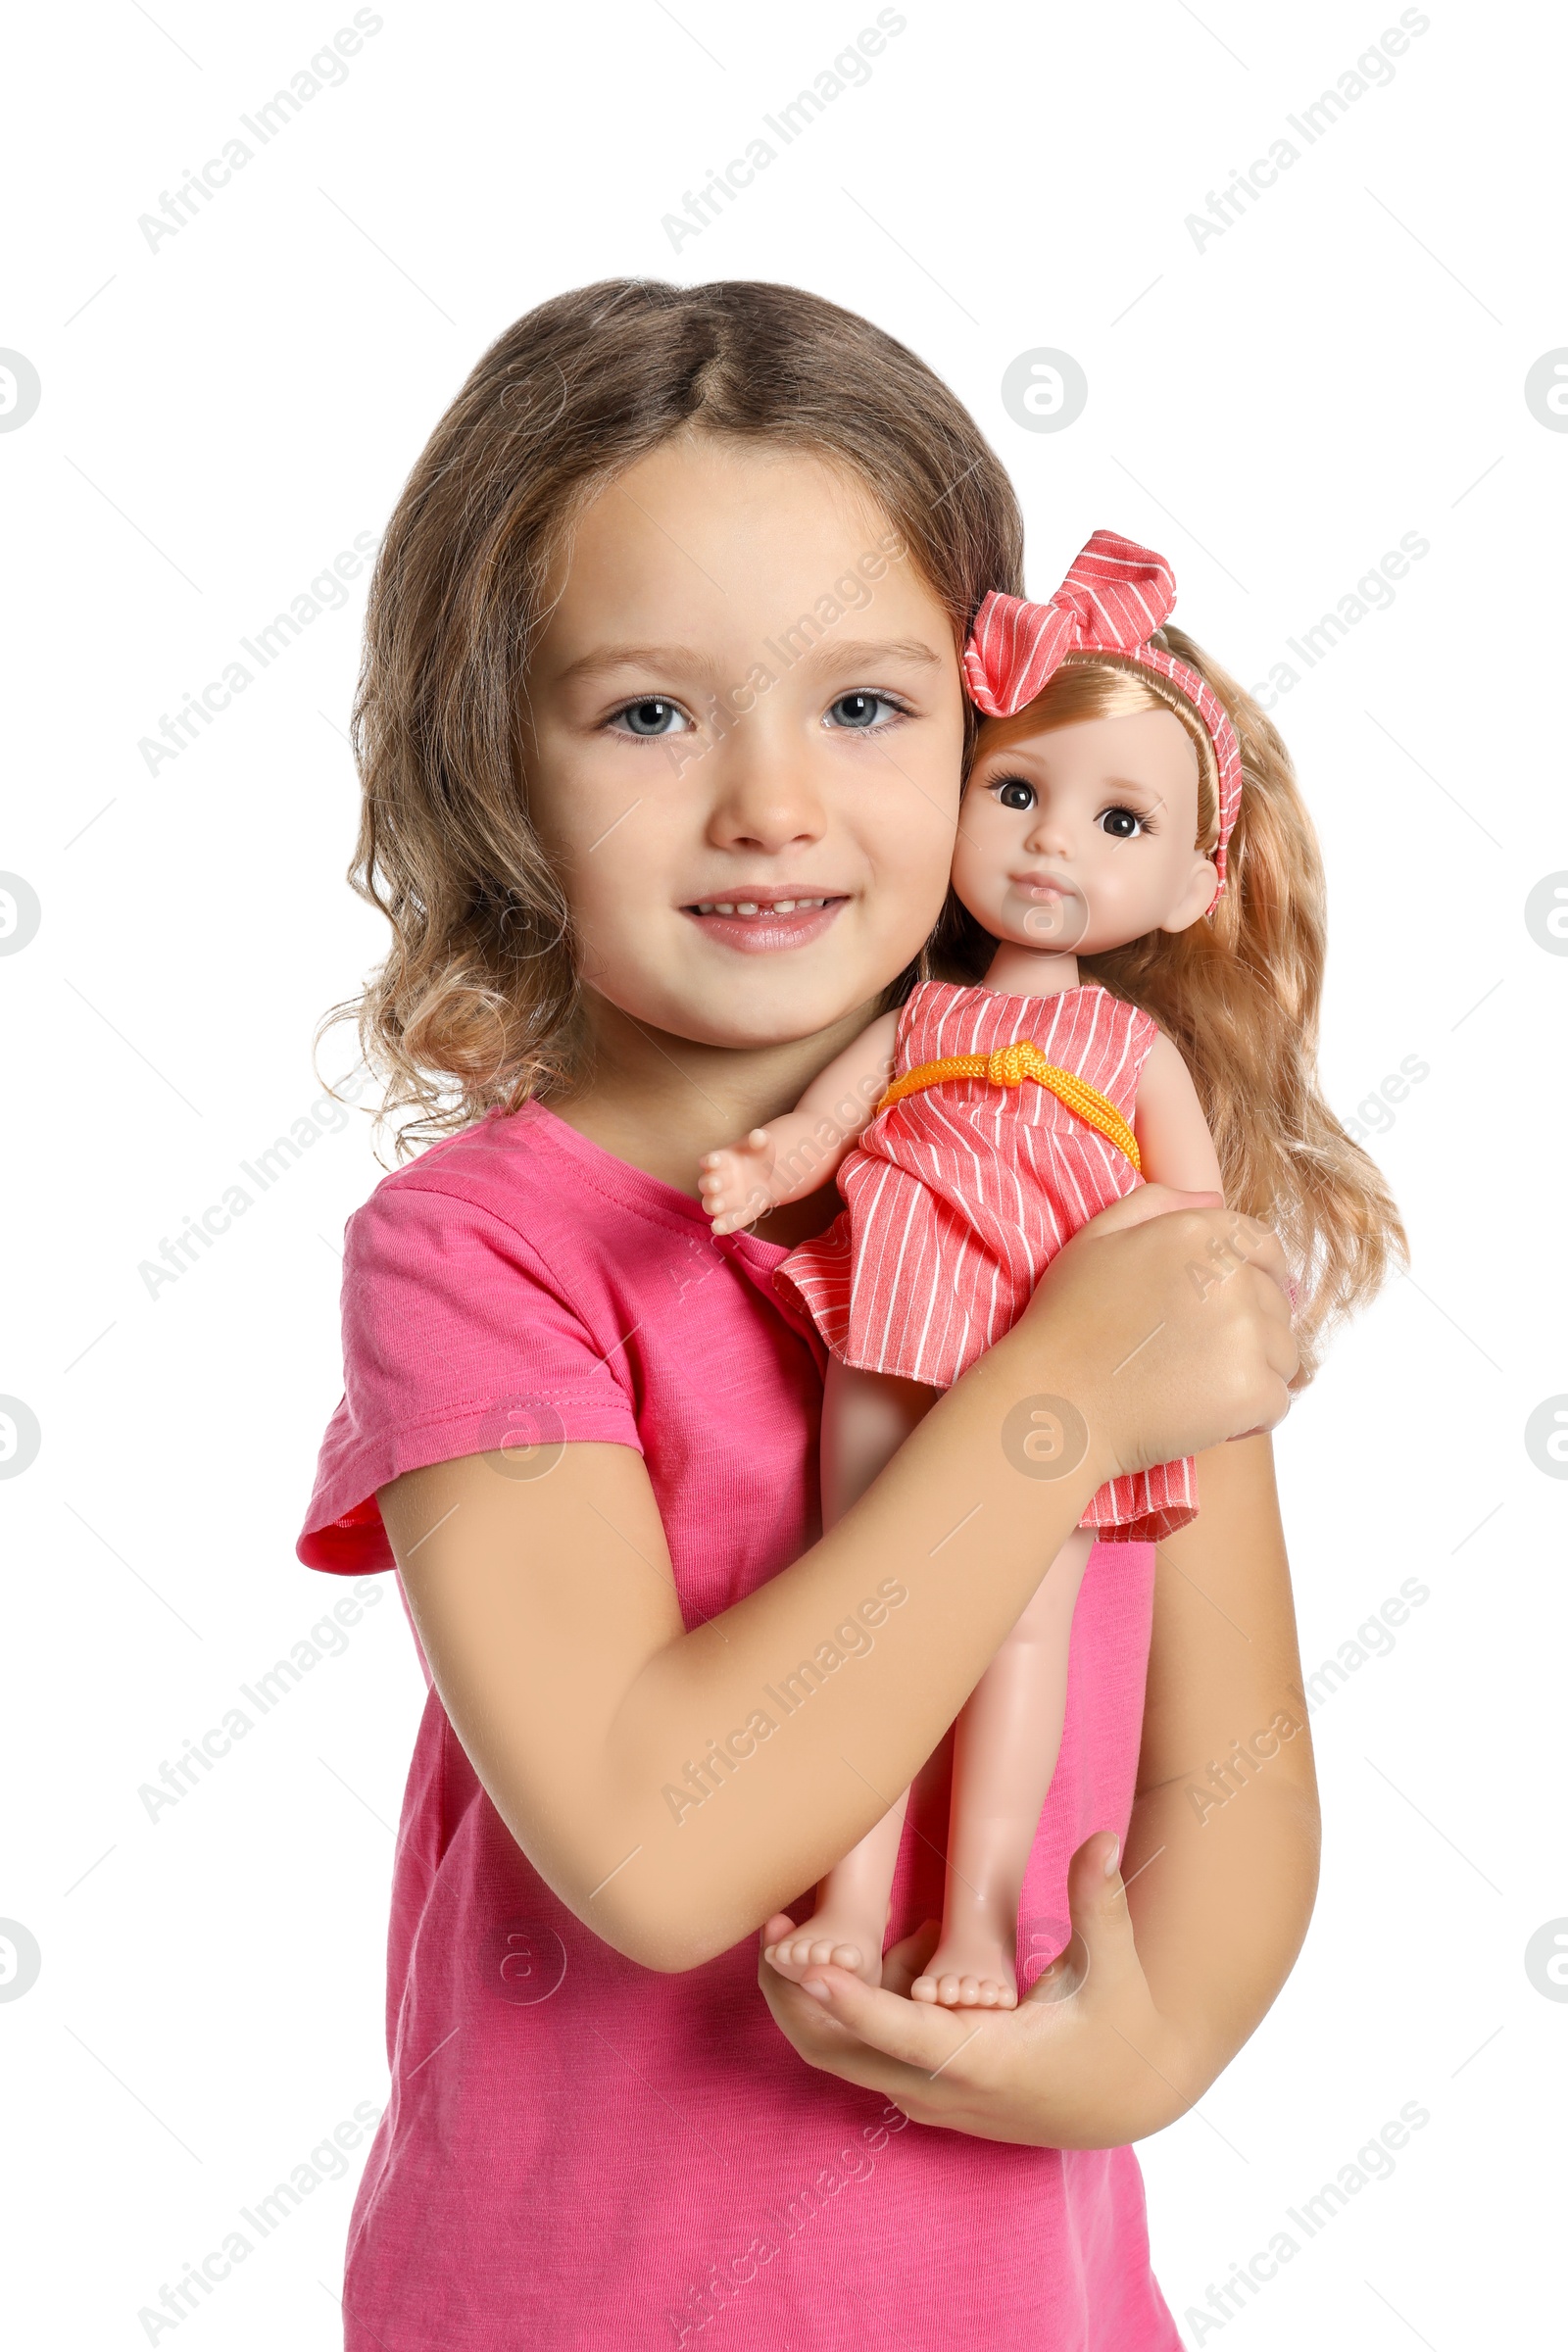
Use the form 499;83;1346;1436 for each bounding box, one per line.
763;1360;935;1988
818;1357;939;1531
909;1527;1095;2008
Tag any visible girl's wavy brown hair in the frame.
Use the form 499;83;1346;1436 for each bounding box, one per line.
932;634;1407;1379
317;277;1024;1157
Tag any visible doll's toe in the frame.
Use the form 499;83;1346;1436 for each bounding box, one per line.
772;1936;808;1968
940;1971;1017;2009
764;1927;878;1986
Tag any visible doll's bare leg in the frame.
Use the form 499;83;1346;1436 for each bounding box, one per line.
909;1527;1095;2008
763;1361;935;1988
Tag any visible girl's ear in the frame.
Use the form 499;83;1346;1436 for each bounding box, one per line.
1159;853;1221;937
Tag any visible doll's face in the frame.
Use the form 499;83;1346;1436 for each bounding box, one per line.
953;704;1220;956
521;435;964;1052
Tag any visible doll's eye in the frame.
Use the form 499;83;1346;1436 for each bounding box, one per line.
1099;806;1146;839
826;691;904;730
613;697;690;736
993;778;1037;812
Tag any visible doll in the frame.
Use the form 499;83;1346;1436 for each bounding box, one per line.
700;529;1394;2009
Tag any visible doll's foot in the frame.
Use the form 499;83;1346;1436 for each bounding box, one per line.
908;1927;1018;2009
762;1916;884;1990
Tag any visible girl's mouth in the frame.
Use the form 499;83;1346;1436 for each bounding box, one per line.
682;894;848;953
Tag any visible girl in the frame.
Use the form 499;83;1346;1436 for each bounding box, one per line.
702;532;1403;2012
300;278;1303;2352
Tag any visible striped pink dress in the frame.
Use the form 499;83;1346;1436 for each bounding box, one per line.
776;981;1196;1542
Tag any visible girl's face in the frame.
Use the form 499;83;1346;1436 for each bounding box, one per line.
523;435;965;1052
953;703;1220;956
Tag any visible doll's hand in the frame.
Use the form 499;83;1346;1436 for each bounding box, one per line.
697;1131;779;1236
758;1834;1198;2149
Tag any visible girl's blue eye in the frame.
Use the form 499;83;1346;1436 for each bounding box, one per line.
995;779;1036;812
615;698;688;736
827;691;900;730
1099;807;1145;839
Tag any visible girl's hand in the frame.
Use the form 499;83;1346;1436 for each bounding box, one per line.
1012;1186;1297;1481
757;1833;1195;2149
698;1129;779;1235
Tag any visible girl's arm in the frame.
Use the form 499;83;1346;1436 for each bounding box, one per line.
699;1009;899;1235
379;1195;1296;1974
1134;1031;1225;1197
754;1431;1319;2146
1117;1424;1319;2090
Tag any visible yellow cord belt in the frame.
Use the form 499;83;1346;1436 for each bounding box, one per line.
877;1041;1142;1173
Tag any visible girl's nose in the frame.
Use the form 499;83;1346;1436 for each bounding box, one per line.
706;735;828;856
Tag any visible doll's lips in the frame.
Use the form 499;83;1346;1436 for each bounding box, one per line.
1007;871;1089;948
681;893;848;954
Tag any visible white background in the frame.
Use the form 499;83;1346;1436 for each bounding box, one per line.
3;1;1563;2343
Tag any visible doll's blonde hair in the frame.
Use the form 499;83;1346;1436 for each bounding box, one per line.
935;629;1406;1382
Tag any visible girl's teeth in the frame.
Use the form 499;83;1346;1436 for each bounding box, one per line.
693;898;829;916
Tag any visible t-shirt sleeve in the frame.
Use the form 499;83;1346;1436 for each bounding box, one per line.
297;1181;642;1576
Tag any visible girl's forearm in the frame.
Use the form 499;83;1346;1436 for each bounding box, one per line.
607;1200;1289;1968
605;1326;1109;1963
1114;1431;1319;2116
388;1201;1294;1973
1121;1762;1320;2120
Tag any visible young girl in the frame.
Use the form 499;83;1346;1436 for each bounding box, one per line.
299;278;1309;2352
703;532;1402;2012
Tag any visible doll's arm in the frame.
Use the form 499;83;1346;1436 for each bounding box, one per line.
1133;1032;1224;1197
698;1009;899;1236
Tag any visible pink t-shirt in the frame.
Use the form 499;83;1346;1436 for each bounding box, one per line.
298;1101;1181;2351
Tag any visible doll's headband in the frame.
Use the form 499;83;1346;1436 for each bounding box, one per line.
961;529;1244;889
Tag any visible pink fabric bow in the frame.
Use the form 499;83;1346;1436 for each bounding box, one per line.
961;529;1244;890
961;532;1178;718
